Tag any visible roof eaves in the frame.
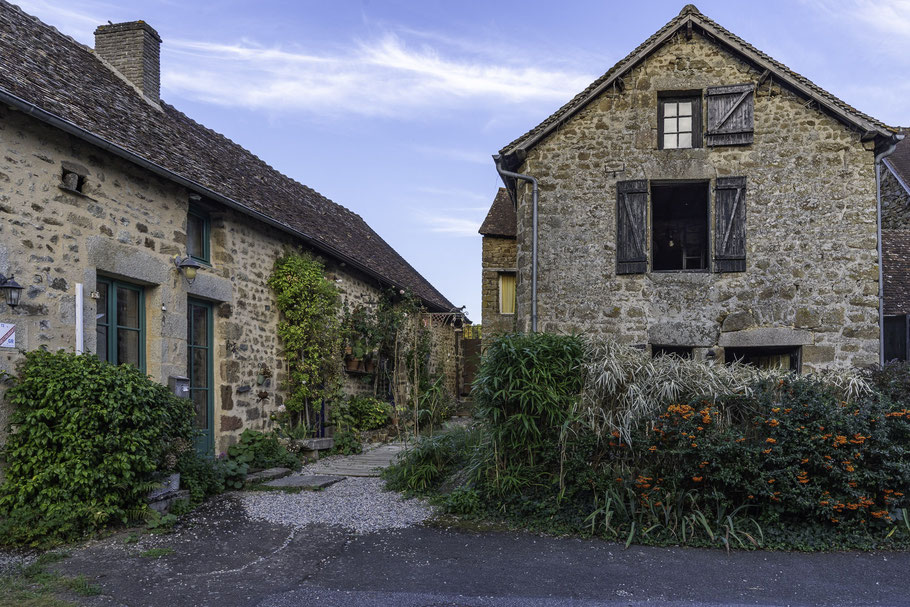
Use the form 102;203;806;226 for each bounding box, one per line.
0;85;453;313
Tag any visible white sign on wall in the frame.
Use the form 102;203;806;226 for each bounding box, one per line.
0;323;14;348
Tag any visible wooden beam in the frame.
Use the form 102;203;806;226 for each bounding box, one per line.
756;69;771;86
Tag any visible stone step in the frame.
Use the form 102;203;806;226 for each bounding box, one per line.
148;489;189;514
264;475;344;490
245;467;292;484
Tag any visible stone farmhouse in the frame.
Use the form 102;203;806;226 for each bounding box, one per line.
0;2;464;453
482;4;904;372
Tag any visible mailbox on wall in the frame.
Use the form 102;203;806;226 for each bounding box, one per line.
168;375;190;399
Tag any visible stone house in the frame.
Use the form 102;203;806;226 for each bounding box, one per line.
487;4;903;372
881;131;910;360
0;3;462;453
478;188;517;347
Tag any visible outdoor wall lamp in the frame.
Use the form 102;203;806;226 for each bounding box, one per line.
0;273;23;308
173;255;203;285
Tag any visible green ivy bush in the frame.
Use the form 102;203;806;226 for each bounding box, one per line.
227;429;299;471
0;351;194;546
346;396;391;431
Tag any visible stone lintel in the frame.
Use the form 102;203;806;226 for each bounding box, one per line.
718;327;813;348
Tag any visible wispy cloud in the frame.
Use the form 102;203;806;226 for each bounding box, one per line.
418;213;483;237
162;33;593;118
804;0;910;56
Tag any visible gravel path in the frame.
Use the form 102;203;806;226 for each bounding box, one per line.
240;462;434;534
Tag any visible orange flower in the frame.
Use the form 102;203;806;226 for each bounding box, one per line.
762;448;772;455
648;445;658;452
767;419;780;427
768;479;776;484
692;476;703;482
833;435;847;447
766;438;777;444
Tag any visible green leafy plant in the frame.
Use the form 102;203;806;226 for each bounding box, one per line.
345;395;392;431
144;511;177;534
217;457;248;490
0;351;194;546
268;252;342;428
332;427;362;455
227;429;299;471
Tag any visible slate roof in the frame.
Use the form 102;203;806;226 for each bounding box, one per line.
883;230;910;316
884;129;910;195
498;4;897;162
0;1;455;312
478;188;516;238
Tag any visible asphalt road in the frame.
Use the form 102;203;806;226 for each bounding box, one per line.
51;495;910;607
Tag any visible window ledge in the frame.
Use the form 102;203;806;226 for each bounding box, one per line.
57;184;96;201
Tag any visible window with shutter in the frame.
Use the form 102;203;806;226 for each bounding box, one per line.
706;84;754;146
616;180;648;274
658;95;702;149
714;176;747;272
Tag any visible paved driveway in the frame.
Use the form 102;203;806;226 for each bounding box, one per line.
50;492;910;607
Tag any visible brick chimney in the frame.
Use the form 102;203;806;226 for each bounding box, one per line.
94;21;161;101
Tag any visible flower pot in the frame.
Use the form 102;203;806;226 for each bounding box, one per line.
346;357;362;372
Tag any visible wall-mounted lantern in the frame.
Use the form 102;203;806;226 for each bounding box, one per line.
173;255;203;285
0;274;23;308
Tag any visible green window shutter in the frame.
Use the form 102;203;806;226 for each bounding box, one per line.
714;176;747;272
616;179;648;274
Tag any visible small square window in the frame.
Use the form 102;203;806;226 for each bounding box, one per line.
186;204;210;264
659;95;702;150
61;170;85;193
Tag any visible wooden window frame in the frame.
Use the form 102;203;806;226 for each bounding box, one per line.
498;272;516;315
96;277;146;372
187;204;211;265
650;180;711;273
658;92;702;150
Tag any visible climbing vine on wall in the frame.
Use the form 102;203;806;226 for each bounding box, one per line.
268;252;341;424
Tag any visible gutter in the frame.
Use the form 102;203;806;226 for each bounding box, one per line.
876;133;904;365
0;88;450;313
494;154;538;333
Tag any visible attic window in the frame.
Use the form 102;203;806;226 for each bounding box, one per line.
659;94;702;149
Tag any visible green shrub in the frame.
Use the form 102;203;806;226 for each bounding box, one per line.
864;361;910;407
332;427;363;455
383;426;482;492
217;457;249;490
473;332;584;471
227;429;299;470
346;395;392;431
176;451;226;503
0;351;194;546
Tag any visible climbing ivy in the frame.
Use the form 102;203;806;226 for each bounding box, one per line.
268;252;342;423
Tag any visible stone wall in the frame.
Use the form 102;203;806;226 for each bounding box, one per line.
0;104;455;452
481;235;517;348
511;31;880;370
882;166;910;230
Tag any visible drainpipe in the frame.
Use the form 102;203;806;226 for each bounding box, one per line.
876;133;904;366
75;283;84;355
494;155;538;333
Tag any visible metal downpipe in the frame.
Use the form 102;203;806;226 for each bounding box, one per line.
494;155;538;333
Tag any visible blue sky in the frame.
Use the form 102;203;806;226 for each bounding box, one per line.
13;0;910;318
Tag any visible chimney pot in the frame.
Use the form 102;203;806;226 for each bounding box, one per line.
94;21;161;101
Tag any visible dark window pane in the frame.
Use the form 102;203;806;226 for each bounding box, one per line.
884;316;908;362
116;287;140;328
192;389;208;429
652;182;709;271
191;347;208;388
97;325;108;362
97;282;108;326
191;304;208;346
117;328;141;368
187;213;205;260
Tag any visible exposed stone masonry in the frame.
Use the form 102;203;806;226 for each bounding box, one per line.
94;21;161;101
481;236;517;348
510;32;880;370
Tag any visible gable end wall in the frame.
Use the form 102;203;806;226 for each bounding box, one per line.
511;32;879;370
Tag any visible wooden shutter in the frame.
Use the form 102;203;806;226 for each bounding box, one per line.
714;176;747;272
616;179;648;274
706;84;754;146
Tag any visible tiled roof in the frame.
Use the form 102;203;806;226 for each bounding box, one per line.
883;230;910;315
499;4;896;159
884;129;910;195
0;1;456;312
478;188;516;238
